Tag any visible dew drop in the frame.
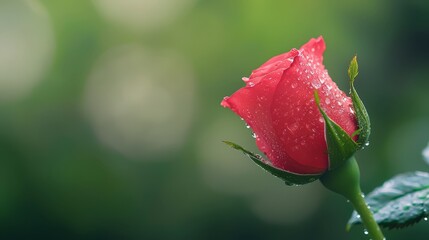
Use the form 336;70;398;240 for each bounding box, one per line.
318;117;324;123
365;142;370;146
291;82;297;88
363;229;368;235
252;132;257;139
245;124;250;129
311;80;321;89
356;214;361;219
242;77;249;82
248;82;255;87
424;217;428;221
287;122;299;133
325;98;331;105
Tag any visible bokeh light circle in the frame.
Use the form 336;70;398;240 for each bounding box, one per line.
92;0;195;32
0;0;54;101
83;45;195;159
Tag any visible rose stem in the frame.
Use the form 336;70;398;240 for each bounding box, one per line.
320;157;385;240
348;186;384;240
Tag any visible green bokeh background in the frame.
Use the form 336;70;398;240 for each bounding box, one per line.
1;0;428;239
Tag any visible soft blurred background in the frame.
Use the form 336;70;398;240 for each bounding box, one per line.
0;0;428;239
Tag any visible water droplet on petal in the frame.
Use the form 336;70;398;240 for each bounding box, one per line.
325;98;331;105
287;122;299;133
311;80;321;89
318;117;324;123
291;82;297;88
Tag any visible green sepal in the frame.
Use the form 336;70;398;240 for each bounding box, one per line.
348;56;371;149
347;171;429;229
223;141;321;185
314;91;359;170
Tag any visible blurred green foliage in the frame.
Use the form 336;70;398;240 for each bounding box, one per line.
0;0;428;239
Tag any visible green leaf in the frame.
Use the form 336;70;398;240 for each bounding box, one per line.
223;141;321;185
314;91;359;170
348;56;371;149
348;171;429;229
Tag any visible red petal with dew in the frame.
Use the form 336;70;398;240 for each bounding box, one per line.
271;37;358;173
221;49;311;173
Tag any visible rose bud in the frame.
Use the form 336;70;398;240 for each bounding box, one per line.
221;37;360;180
221;38;381;239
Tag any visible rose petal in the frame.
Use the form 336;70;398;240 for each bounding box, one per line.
300;36;325;63
245;49;299;87
222;50;308;172
271;37;357;174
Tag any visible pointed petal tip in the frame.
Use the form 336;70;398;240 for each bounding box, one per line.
221;96;231;108
300;36;326;54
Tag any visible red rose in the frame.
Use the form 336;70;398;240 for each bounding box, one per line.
221;37;358;174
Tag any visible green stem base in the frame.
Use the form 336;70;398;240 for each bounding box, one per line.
320;157;385;240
